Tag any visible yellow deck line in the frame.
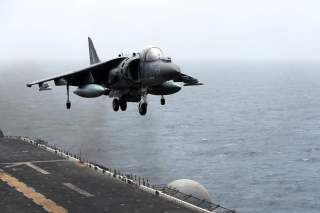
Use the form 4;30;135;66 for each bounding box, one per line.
0;170;68;213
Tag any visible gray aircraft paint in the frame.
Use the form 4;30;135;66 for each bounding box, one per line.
27;38;202;115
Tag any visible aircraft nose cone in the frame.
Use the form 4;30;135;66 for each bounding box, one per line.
160;63;181;80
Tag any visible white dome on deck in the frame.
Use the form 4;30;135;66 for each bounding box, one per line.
167;179;212;202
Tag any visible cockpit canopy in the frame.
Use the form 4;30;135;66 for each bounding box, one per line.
145;47;164;62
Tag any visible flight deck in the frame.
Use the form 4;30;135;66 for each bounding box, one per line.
0;136;197;213
0;132;235;213
0;135;200;213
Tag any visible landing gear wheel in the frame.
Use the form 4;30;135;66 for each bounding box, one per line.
112;99;119;111
138;102;147;116
120;101;127;111
66;101;71;109
66;83;71;109
161;97;165;105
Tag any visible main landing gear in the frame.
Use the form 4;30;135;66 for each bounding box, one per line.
112;92;148;116
112;98;127;111
120;100;127;111
112;99;119;111
66;84;71;109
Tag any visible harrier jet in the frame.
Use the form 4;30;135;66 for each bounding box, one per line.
27;37;202;115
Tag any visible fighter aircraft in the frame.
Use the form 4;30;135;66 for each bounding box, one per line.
27;37;202;115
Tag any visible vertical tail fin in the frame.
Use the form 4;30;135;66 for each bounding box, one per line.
88;37;101;65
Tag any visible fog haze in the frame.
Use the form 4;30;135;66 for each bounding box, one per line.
1;0;320;62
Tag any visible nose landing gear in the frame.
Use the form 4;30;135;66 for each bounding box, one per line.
138;102;147;115
138;91;148;116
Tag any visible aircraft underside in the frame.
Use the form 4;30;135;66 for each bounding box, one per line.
70;84;172;116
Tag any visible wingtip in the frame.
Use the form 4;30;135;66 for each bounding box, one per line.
26;84;32;88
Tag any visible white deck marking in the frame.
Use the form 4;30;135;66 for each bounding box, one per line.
63;183;94;197
4;164;21;168
0;170;69;213
25;162;50;175
0;159;68;165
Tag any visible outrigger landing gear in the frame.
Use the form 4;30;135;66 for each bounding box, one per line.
161;95;165;105
66;101;71;109
66;84;71;109
112;99;119;111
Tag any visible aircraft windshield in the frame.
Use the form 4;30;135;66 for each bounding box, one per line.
145;47;164;61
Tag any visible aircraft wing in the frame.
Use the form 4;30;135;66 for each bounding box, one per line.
174;73;203;86
26;57;127;88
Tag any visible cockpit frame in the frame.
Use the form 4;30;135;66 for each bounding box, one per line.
145;47;164;62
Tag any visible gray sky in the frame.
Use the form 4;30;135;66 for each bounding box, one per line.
1;0;320;61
